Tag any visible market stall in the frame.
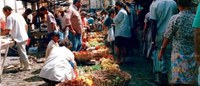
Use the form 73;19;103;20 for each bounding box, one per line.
0;36;14;84
58;31;131;86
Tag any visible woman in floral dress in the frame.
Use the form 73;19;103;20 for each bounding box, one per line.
158;0;198;85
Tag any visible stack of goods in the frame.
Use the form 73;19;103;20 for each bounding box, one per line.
91;70;131;86
59;58;131;86
74;32;109;62
59;74;94;86
91;58;131;86
73;51;93;62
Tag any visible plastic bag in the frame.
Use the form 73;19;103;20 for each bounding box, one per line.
152;50;162;73
107;27;115;42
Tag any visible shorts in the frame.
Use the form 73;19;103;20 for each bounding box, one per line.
114;36;130;48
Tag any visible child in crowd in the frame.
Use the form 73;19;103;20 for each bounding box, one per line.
45;31;60;58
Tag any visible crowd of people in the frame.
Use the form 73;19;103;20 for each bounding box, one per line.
1;0;200;86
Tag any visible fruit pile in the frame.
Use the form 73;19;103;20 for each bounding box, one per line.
73;51;93;62
99;58;120;71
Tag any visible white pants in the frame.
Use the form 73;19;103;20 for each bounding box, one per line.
16;41;30;69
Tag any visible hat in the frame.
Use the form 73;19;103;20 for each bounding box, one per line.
66;0;73;6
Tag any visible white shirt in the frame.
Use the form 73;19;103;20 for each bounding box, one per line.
45;40;59;58
58;12;69;37
40;46;76;82
6;13;28;43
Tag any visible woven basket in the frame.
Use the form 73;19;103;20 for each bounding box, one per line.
91;70;131;86
74;51;93;62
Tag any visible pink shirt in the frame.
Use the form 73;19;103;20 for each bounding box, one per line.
65;6;83;34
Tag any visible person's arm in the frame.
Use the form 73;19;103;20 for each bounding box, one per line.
158;16;176;60
25;22;28;32
65;9;76;35
1;16;12;35
113;11;123;24
158;38;170;60
150;19;157;48
51;23;56;31
1;29;10;35
195;28;200;63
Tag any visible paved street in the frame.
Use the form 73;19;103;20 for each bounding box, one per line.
1;53;158;86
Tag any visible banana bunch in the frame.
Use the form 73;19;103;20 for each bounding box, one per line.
77;74;94;86
100;58;120;71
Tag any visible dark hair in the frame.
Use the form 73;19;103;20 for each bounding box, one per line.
101;9;108;15
73;0;80;4
25;8;33;15
3;6;13;11
39;6;47;11
177;0;192;7
50;31;60;38
115;1;124;7
108;8;115;16
115;1;131;15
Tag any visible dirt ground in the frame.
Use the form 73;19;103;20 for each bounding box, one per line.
1;53;157;86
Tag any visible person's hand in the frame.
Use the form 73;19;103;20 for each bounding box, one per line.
151;42;157;50
72;30;76;36
158;50;163;61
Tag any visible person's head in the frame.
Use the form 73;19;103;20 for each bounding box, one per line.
115;1;124;11
81;10;87;18
24;8;33;15
59;38;72;49
108;8;115;18
39;6;48;14
66;0;73;6
176;0;192;10
100;9;108;16
59;7;65;14
50;31;60;43
73;0;82;9
2;6;13;17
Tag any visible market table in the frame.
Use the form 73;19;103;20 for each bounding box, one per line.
0;36;14;84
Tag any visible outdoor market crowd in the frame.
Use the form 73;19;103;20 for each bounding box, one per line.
1;0;200;86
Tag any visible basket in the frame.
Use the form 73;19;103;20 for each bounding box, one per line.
74;51;93;62
92;48;109;57
91;70;131;86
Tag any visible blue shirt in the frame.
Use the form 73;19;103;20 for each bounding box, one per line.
193;3;200;28
113;8;131;38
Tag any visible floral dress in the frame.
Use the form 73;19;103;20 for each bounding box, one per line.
164;10;198;84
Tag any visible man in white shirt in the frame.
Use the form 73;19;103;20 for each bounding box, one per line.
40;46;77;86
58;7;69;39
1;6;31;71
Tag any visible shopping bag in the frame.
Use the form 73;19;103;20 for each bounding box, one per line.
107;27;115;42
152;50;162;73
